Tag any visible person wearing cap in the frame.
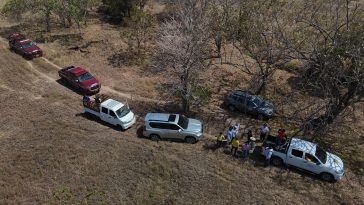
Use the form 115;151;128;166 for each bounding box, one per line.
264;146;274;167
249;137;256;153
231;138;240;156
259;123;270;142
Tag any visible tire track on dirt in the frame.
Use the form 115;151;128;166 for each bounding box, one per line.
0;36;160;103
40;57;161;103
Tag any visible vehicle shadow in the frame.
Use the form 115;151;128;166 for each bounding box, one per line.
75;112;124;132
56;79;97;96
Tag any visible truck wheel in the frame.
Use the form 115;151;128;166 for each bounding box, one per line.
117;125;125;131
320;172;334;182
150;134;160;142
271;157;283;167
185;137;197;144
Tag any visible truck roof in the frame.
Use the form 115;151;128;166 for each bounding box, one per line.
101;99;125;112
18;39;31;44
290;138;317;155
144;113;178;123
68;67;88;76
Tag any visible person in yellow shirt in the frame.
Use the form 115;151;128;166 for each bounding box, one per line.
231;138;240;156
216;132;225;148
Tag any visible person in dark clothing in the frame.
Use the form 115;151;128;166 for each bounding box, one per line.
83;95;90;103
246;129;253;143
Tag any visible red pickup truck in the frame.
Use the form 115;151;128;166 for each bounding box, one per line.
8;34;43;59
58;66;101;95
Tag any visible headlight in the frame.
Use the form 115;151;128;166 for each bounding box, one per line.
335;169;344;174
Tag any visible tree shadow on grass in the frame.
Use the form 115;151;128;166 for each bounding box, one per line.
287;76;327;99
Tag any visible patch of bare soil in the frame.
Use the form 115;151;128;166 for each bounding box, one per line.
0;2;363;205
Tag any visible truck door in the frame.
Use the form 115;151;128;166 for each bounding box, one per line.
100;107;115;125
302;153;322;174
108;110;120;126
286;149;306;169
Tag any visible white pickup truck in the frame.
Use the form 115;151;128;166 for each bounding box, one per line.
262;136;344;182
83;94;136;130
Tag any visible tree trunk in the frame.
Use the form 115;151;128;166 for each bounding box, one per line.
45;10;51;32
255;75;267;95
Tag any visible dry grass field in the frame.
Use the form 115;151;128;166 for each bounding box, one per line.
0;1;363;204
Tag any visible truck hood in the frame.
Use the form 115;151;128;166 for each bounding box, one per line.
325;152;344;173
186;119;203;133
80;78;99;87
23;45;41;53
120;110;135;123
258;101;274;115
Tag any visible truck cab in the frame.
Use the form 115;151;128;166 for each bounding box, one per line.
262;136;344;182
83;94;136;130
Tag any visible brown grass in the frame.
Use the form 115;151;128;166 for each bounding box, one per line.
0;1;363;204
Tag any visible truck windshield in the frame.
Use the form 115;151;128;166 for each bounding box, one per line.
22;42;34;48
177;115;189;129
116;105;130;118
252;96;263;107
78;73;93;82
315;146;327;164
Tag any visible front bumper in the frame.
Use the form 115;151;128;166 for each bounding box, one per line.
122;115;136;130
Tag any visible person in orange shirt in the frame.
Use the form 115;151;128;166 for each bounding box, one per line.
277;129;287;145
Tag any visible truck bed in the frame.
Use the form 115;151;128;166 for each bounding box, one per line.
83;101;100;112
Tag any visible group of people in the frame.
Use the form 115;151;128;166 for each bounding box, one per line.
215;122;257;157
215;122;289;167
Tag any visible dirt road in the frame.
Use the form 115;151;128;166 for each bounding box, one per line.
0;27;363;205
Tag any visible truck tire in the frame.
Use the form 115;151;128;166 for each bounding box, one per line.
185;136;197;144
117;125;125;131
320;172;334;182
150;134;160;142
271;157;283;167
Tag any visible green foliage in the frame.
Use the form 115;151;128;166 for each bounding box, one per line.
2;0;100;31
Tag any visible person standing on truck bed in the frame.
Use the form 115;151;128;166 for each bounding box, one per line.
259;123;270;142
277;129;287;145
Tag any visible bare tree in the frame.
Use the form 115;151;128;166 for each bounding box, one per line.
226;0;290;94
154;0;212;113
289;0;364;135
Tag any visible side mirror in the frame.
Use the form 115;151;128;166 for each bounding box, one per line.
316;162;321;165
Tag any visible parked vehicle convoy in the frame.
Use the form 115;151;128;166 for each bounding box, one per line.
261;135;344;182
225;90;274;119
83;94;136;130
59;66;101;95
9;35;43;59
143;113;203;144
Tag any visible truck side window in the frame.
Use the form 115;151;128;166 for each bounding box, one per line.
149;122;169;129
291;149;303;158
101;107;108;114
110;111;117;118
169;124;181;130
305;153;319;163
